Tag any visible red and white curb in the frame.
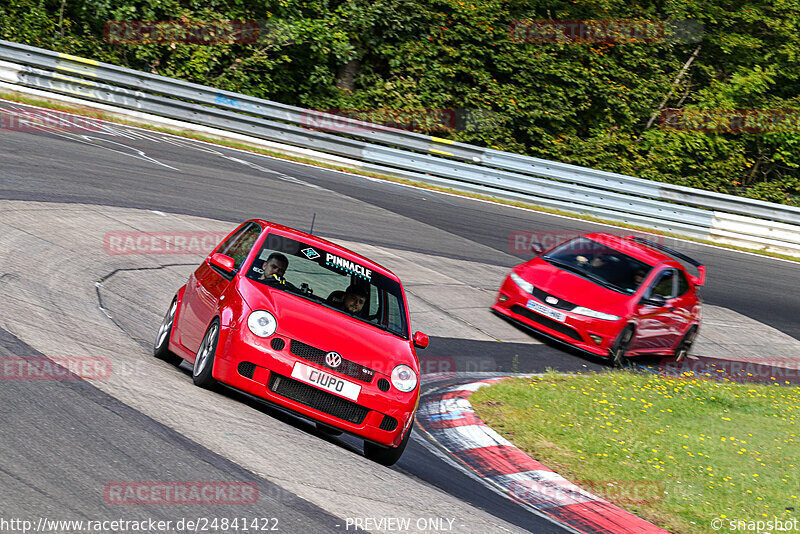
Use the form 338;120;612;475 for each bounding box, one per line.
415;378;668;534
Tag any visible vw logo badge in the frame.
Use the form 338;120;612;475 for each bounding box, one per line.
545;296;559;305
325;351;342;368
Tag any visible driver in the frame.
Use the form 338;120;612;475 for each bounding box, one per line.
259;253;289;283
339;284;368;315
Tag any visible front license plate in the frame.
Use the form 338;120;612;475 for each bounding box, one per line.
291;362;361;401
526;299;567;322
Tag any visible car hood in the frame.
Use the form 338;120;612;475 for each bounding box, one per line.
237;278;416;374
517;259;632;314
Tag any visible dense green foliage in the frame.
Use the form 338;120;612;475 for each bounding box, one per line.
2;0;799;204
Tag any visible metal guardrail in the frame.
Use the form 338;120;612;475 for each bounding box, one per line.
1;39;799;255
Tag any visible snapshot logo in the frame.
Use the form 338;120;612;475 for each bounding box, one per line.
661;356;800;384
1;356;112;380
104;481;258;505
660;108;800;134
103;231;228;255
508;479;663;507
0;109;103;133
509;19;703;44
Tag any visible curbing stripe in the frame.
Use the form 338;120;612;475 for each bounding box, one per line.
455;445;553;477
417;378;669;534
427;424;513;452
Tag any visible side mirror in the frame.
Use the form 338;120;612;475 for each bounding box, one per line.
531;242;544;254
209;253;235;273
640;294;667;307
413;331;429;349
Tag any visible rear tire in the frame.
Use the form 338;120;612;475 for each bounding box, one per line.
153;297;182;366
610;325;635;368
674;326;698;362
193;320;219;388
364;421;413;466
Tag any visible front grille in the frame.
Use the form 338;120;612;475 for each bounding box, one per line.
379;415;398;432
531;288;576;311
268;373;369;425
290;340;375;384
511;305;583;341
270;338;286;351
238;361;256;379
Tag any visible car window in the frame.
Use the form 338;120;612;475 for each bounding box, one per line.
676;270;690;296
216;223;261;270
542;236;652;294
245;233;409;338
649;270;676;299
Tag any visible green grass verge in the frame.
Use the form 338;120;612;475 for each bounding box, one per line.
471;372;799;533
2;89;799;264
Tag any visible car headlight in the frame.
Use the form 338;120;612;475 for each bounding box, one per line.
391;364;418;393
509;272;534;294
571;306;621;321
247;310;278;337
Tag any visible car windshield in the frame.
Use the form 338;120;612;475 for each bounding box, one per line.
542;236;652;294
245;233;408;338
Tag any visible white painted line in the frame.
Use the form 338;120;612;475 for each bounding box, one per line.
417;397;473;417
434;424;512;451
447;381;494;393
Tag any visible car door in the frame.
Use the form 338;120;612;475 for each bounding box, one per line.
631;268;682;352
667;269;696;345
179;223;261;352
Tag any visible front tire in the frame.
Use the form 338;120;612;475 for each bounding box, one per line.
364;421;413;466
610;325;634;368
153;297;182;366
193;320;219;388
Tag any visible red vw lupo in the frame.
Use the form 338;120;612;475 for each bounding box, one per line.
154;220;429;465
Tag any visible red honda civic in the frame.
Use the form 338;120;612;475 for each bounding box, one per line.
154;220;429;465
492;233;705;366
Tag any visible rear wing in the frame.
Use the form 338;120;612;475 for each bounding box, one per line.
627;236;706;286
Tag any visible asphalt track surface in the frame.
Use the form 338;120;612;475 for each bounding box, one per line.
0;328;350;533
1;100;799;532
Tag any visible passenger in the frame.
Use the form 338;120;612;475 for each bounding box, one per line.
339;284;368;315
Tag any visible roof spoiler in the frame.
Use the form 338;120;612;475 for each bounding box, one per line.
627;236;706;286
